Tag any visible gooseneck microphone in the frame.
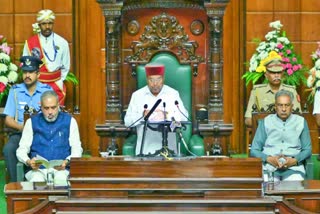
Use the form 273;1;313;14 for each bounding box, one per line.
171;116;197;156
170;116;181;132
163;102;166;121
139;99;162;156
174;100;191;122
144;99;162;121
127;104;148;128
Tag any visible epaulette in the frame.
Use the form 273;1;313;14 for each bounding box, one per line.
11;83;23;89
42;84;52;89
38;82;52;89
282;84;296;89
11;84;18;89
252;84;267;89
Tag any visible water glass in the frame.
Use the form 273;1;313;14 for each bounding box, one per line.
267;170;274;183
47;170;54;187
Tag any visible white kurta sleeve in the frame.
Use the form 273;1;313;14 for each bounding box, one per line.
124;92;145;127
16;119;33;164
67;118;83;160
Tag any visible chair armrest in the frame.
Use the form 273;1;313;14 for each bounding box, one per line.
122;134;137;156
16;161;25;182
189;134;205;156
305;156;314;180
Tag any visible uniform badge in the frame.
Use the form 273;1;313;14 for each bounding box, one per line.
25;58;31;66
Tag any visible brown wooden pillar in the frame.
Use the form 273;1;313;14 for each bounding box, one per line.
205;0;229;122
97;1;123;121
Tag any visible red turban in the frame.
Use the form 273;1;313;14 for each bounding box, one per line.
145;64;165;76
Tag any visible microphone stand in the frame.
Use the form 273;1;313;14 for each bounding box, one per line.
151;121;174;157
138;119;148;156
175;128;185;157
138;99;162;156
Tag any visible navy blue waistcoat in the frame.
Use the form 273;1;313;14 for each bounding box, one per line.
30;112;71;160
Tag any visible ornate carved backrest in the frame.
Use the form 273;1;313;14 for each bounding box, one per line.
250;104;276;144
125;12;204;76
251;112;271;144
96;1;232;156
125;12;204;146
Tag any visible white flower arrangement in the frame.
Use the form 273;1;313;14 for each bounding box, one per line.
306;42;320;102
243;20;306;87
0;35;19;103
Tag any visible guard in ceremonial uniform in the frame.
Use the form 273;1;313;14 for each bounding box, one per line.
23;9;70;105
245;58;301;127
3;56;52;182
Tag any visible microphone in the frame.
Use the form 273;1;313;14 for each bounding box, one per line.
163;102;166;121
127;104;148;128
174;100;191;122
170;117;181;132
171;116;197;157
144;99;162;121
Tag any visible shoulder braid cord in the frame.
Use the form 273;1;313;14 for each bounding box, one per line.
13;88;18;122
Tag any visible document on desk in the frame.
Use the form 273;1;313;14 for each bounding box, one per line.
35;154;64;169
277;181;304;191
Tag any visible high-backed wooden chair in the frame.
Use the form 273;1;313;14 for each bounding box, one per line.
251;111;314;180
122;52;205;156
95;2;234;156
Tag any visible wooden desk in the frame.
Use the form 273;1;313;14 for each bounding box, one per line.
59;156;276;213
69;156;263;199
265;180;320;213
4;182;68;214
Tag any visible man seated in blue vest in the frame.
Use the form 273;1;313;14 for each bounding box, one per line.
16;90;83;184
250;90;311;181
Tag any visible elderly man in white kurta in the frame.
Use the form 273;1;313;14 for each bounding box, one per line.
23;9;70;105
124;64;188;156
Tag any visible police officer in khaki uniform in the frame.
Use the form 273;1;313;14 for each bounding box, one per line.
245;58;301;127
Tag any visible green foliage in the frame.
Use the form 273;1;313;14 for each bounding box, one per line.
242;72;263;86
65;72;79;85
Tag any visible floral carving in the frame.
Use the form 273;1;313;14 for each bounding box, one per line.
125;12;204;75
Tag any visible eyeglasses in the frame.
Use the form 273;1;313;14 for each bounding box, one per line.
147;77;163;83
276;103;292;108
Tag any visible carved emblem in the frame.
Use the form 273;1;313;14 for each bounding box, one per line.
127;20;140;35
125;12;204;76
190;20;204;35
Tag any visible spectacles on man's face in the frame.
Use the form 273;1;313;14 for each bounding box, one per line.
147;77;163;83
275;103;292;108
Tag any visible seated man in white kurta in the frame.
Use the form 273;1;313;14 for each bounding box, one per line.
16;90;83;185
124;64;188;156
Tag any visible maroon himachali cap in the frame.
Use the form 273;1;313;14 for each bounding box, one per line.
145;64;165;76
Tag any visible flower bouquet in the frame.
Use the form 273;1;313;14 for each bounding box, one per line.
0;35;19;104
243;20;306;87
306;42;320;103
